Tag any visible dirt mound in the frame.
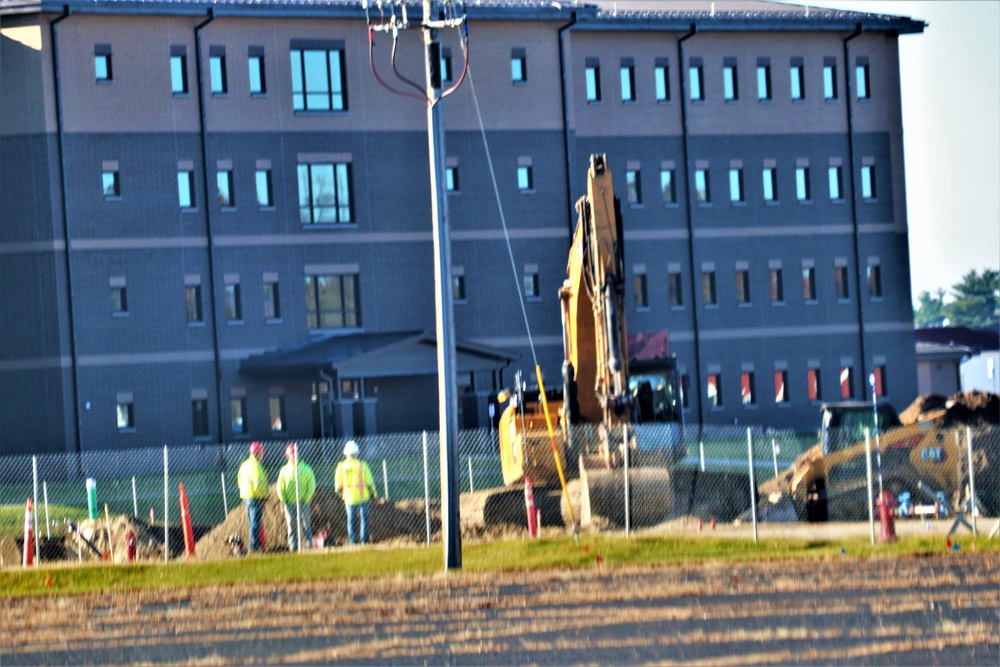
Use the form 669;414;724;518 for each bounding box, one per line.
899;392;999;427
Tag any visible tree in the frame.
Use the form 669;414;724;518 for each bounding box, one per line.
914;288;947;328
945;268;999;330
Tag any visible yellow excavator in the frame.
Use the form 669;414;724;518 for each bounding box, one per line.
494;154;683;529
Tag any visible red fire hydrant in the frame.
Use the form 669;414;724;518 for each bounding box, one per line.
125;530;137;561
878;490;897;543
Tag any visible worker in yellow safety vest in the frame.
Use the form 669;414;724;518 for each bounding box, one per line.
334;440;378;544
238;441;269;552
277;443;316;551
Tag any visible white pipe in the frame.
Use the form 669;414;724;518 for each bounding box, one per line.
221;472;229;517
32;456;39;563
623;424;631;538
423;431;431;545
966;426;978;537
132;476;138;518
163;445;169;563
746;428;758;544
293;444;302;553
468;457;474;493
382;459;390;500
43;481;51;539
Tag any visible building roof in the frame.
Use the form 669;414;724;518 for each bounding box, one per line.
915;341;976;363
0;0;926;33
915;326;1000;352
240;331;516;380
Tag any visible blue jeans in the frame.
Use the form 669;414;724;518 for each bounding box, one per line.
283;502;312;551
345;501;370;544
245;499;265;551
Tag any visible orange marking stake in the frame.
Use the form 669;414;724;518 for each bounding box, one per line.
524;476;538;537
179;483;196;557
22;498;34;567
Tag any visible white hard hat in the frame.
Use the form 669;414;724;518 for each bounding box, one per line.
344;440;360;457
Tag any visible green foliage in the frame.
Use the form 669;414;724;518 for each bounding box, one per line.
914;268;999;330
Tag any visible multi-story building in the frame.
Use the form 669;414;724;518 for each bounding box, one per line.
0;0;924;455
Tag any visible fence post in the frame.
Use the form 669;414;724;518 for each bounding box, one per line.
966;426;978;537
746;427;758;544
382;459;390;500
32;455;40;563
423;431;431;546
221;472;229;518
293;444;302;553
865;428;875;545
771;438;779;480
163;445;169;563
132;476;138;518
43;481;51;539
623;423;631;538
699;439;705;472
468;457;474;494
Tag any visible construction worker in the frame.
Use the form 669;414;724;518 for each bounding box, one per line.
335;440;378;544
238;441;269;552
277;443;316;551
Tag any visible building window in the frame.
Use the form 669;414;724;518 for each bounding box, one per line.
94;45;112;82
741;372;756;406
654;59;670;102
209;49;227;95
689;63;704;101
680;372;690;408
856;61;870;99
694;168;710;203
707;373;722;408
102;170;120;198
840;366;854;399
305;273;360;329
757;62;771;100
178;169;196;209
269;396;286;433
263;280;281;320
823;62;837;100
828;165;843;200
511;49;527;83
585;60;601;102
185;284;203;323
225;282;242;322
774;370;789;404
861;165;876;199
256;169;273;208
723;63;738;101
217;169;234;208
192;398;210;438
170;48;188;94
808;368;822;401
660;169;676;204
248;48;266;95
729;168;744;203
769;268;784;304
867;263;883;299
291;46;347;111
762;167;777;202
111;285;127;315
523;270;539;299
440;48;453;83
446;166;459;192
668;271;683;307
626;169;642;205
802;266;817;302
298;162;352;224
835;265;850;301
872;365;888;397
633;273;648;309
790;62;804;100
796;167;811;202
702;270;717;306
736;268;751;304
231;397;247;434
620;60;636;102
517;165;534;192
452;274;466;302
116;399;134;431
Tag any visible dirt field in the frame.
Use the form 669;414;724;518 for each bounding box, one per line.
2;551;997;666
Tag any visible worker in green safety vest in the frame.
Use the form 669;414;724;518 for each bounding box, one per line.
334;440;378;544
277;443;316;551
237;441;269;552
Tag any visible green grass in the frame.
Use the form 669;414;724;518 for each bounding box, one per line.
0;505;89;540
2;533;996;599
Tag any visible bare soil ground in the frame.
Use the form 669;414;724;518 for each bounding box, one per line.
2;550;996;666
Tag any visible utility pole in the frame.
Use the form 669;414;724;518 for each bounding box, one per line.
366;0;466;570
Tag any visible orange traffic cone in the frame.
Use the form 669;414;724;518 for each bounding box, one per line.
22;498;34;567
710;518;716;531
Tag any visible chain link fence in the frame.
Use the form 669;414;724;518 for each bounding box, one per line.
1;421;996;564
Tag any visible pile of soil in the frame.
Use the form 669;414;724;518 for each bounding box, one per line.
73;515;165;563
899;391;1000;427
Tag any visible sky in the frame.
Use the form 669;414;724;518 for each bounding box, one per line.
779;0;1000;304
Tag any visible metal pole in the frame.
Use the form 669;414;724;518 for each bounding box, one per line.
699;440;705;472
467;457;474;494
32;456;39;563
43;482;51;539
966;426;978;537
163;445;169;563
771;437;779;480
865;428;875;545
221;472;229;517
382;459;390;501
623;424;631;538
746;428;758;543
424;0;461;570
293;444;302;553
870;374;883;497
423;431;431;546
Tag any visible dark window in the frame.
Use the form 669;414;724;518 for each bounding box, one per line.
802;266;817;301
103;170;120;198
517;165;534;191
452;274;466;301
633;274;648;309
702;270;717;305
305;273;360;329
111;286;127;315
95;45;112;82
446;166;459;192
736;269;751;304
867;264;883;298
769;268;784;303
840;366;854;399
828;166;843;200
856;61;870;99
872;365;887;397
729;168;744;203
757;61;772;100
654;59;670;102
620;59;636;102
116;400;134;430
225;283;242;322
626;169;642;204
790;61;804;100
823;61;837;100
209;48;227;94
861;165;876;199
741;371;756;406
440;48;453;83
249;47;267;95
185;284;203;323
585;59;601;102
263;280;281;320
192;399;210;438
290;46;347;111
835;265;850;301
170;47;188;94
695;168;710;203
707;373;722;408
298;162;352;224
796;167;811;201
660;169;676;204
178;169;196;208
270;396;286;433
762;167;777;202
256;169;273;208
808;368;822;401
217;169;234;207
680;372;690;408
511;49;527;83
723;63;738;101
689;63;704;101
231;397;247;434
775;370;789;404
524;271;539;299
668;271;683;307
